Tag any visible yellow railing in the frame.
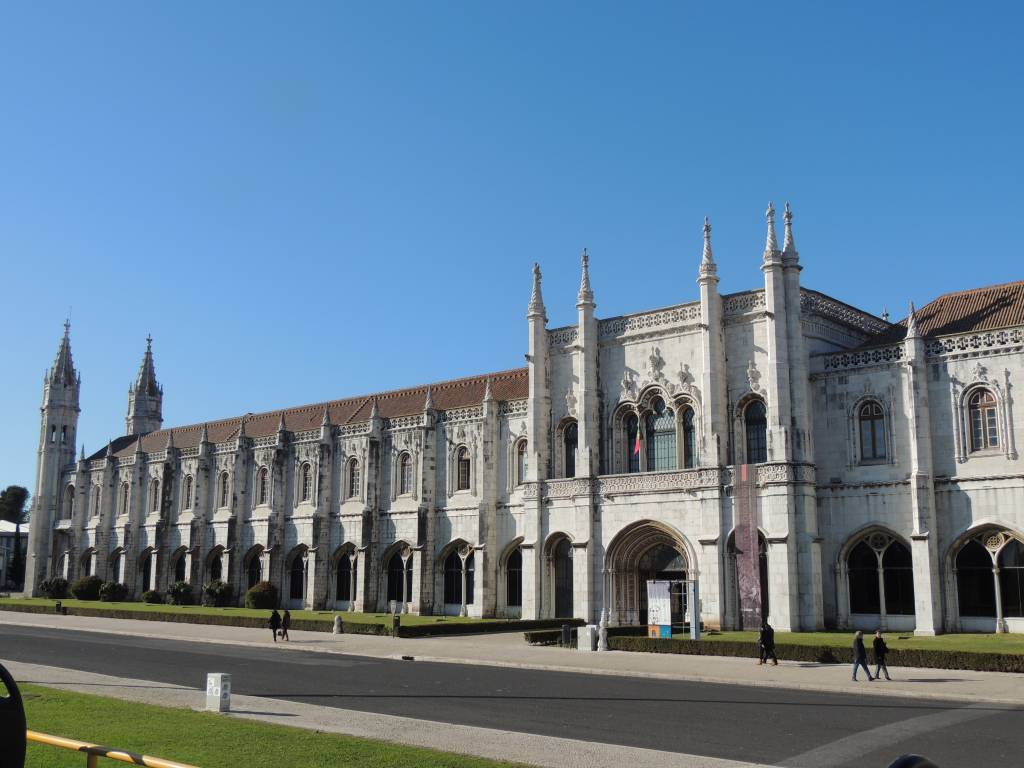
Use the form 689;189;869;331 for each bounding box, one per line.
27;730;200;768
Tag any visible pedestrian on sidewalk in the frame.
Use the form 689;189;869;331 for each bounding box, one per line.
758;621;778;666
873;630;892;680
281;609;291;642
269;609;282;643
852;630;873;681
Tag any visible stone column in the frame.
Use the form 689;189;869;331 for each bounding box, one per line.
876;553;888;631
992;566;1006;633
401;545;413;614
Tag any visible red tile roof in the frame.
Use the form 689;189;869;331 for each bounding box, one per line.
864;280;1024;347
89;367;528;460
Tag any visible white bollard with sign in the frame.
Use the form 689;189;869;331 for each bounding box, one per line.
206;673;231;713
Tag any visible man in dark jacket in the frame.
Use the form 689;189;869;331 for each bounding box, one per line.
281;609;291;642
758;621;778;665
852;630;873;681
269;609;282;643
873;630;892;680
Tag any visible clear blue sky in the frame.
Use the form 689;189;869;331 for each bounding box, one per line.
1;2;1021;495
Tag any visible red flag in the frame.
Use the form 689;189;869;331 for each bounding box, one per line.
634;424;641;456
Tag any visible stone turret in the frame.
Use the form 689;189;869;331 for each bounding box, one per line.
575;248;599;477
697;217;728;465
25;321;82;596
126;335;163;435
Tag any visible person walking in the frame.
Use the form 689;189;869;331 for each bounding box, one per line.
758;621;778;666
873;630;892;680
852;630;874;681
269;609;282;643
281;609;291;642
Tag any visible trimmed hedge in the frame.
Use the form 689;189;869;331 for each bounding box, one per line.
608;636;1024;673
397;617;585;639
244;581;279;609
70;576;103;601
142;590;164;604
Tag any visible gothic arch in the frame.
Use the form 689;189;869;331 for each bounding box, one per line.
733;392;768;465
836;526;915;630
500;536;525;617
544;531;575;619
243;545;266;590
848;394;893;465
169;545;189;584
604;520;695;626
331;542;358;607
108;547;125;583
285;544;309;607
554;417;579;479
380;539;414;611
205;545;226;583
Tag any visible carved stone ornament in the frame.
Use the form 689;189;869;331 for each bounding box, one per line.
458;543;473;560
400;544;413;560
565;388;578;417
648;347;666;382
747;360;762;393
620;370;638;400
971;361;989;382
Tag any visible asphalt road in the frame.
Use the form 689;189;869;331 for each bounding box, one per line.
1;624;1020;767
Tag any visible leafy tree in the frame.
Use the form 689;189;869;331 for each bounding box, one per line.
0;485;29;588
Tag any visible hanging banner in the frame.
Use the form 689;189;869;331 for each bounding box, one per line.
646;580;672;638
735;463;762;630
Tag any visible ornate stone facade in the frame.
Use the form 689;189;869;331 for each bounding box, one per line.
24;208;1024;634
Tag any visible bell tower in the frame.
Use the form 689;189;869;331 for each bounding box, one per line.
126;335;163;435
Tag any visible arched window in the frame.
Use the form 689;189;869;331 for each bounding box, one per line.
219;472;230;508
999;539;1024;618
300;463;312;502
257;467;269;506
457;447;471;491
289;555;305;601
182;475;193;510
347;458;360;499
682;407;696;469
150;479;160;512
465;552;475;605
140;552;152;593
399;453;413;496
744;400;768;464
515;440;528;485
956;539;996;617
847;541;880;614
174;552;187;583
209;552;223;582
625;413;640;474
336;555;353;603
858;401;886;461
553;538;574;618
386;551;412;603
443;551;463;605
62;485;75;519
882;541;914;615
645;398;676;472
506;548;522;608
120;482;130;515
247;552;262;590
91;485;101;517
969;389;999;451
110;551;122;584
563;421;578;478
82;550;93;577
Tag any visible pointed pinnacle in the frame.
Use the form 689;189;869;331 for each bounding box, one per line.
199;422;209;443
764;202;779;253
106;440;114;458
79;444;85;461
166;431;174;449
577;248;594;304
906;300;920;337
277;413;287;433
424;387;434;412
238;417;246;438
483;376;494;402
528;262;546;317
702;217;714;263
782;202;796;254
370;399;380;420
321;407;331;427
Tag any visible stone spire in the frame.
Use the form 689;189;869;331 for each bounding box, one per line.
882;306;890;322
321;407;331;427
906;300;920;338
133;335;161;396
49;320;77;386
528;262;546;318
199;422;209;443
370;399;380;420
764;202;779;255
782;202;797;255
79;444;86;462
238;416;246;439
699;216;717;279
106;439;114;458
165;431;174;450
277;413;287;433
577;248;594;305
423;387;434;412
483;377;494;402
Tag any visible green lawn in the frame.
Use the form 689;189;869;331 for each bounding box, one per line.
22;684;520;768
0;597;493;627
706;629;1024;654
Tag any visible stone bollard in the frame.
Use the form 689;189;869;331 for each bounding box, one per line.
205;673;231;713
598;611;609;652
333;615;342;634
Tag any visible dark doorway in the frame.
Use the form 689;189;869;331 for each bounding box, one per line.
637;544;687;625
554;538;573;618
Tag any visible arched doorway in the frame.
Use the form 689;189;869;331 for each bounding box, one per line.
286;547;307;608
605;521;693;626
549;537;573;618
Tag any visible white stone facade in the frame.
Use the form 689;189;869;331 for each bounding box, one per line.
24;208;1024;633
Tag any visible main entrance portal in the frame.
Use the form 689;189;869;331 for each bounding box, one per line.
606;521;692;626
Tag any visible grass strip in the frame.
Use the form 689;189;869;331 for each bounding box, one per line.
21;684;522;768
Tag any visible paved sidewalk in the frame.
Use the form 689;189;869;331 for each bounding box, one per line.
3;610;1023;706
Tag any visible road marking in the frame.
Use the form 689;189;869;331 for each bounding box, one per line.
781;702;1003;767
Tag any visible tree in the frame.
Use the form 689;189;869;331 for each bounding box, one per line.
0;485;30;589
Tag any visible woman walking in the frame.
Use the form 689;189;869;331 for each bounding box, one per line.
873;630;892;680
852;630;874;681
269;609;282;643
281;609;291;642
